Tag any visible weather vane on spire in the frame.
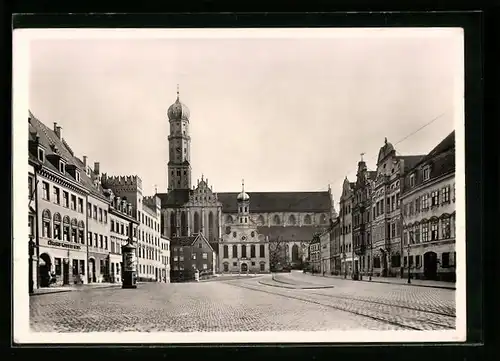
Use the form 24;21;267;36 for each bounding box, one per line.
360;152;365;161
242;178;245;193
176;84;180;99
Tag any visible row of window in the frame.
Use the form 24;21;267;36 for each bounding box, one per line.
403;252;456;268
226;213;328;226
169;211;216;238
172;263;209;271
41;210;86;242
222;262;265;272
404;217;454;244
403;185;454;217
138;246;166;262
222;244;265;259
39;179;86;214
138;264;167;275
173;252;208;261
88;201;108;223
138;210;160;232
87;232;109;249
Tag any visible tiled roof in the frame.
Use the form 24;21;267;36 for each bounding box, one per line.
170;233;214;251
217;191;331;213
257;225;327;241
398;155;427;173
28;111;108;201
402;131;455;194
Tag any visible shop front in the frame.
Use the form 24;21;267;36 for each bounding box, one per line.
88;251;110;283
108;253;123;283
38;240;87;287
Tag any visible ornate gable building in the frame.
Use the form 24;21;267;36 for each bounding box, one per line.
157;89;335;273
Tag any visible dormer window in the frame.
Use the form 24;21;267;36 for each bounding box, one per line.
37;147;45;162
59;161;66;174
75;170;81;182
423;165;431;181
409;173;416;188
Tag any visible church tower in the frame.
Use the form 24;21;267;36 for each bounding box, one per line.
167;86;192;191
237;179;250;226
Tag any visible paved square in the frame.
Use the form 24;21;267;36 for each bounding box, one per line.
30;273;456;332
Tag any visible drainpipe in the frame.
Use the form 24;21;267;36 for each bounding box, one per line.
34;164;41;289
85;194;90;283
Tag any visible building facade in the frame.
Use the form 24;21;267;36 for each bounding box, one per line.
170;233;215;281
156;90;334;268
308;235;321;273
370;139;424;277
160;235;171;283
401;131;456;281
319;228;331;275
352;157;377;277
329;217;341;275
104;188;139;284
339;178;354;277
29;114;96;287
219;184;269;273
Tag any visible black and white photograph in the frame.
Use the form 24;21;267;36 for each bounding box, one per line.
13;27;465;344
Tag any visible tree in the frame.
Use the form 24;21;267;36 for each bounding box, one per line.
269;236;289;270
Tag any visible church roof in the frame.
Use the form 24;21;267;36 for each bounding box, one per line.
156;189;191;207
217;191;331;213
257;225;327;242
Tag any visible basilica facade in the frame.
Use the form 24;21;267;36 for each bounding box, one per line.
157;89;336;273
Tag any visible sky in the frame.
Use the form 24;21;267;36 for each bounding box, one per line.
27;29;462;205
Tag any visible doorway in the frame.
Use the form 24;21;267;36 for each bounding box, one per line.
241;263;248;273
88;258;96;283
39;253;52;287
63;259;70;285
424;252;438;280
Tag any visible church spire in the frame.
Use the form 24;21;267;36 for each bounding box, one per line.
242;178;245;193
176;84;180;100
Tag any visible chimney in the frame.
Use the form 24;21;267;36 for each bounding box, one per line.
83;156;87;167
54;123;62;139
94;162;100;175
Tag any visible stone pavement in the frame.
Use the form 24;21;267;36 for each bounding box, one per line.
30;279;394;332
304;272;456;290
30;273;456;332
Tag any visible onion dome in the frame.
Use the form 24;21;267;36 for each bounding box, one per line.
237;179;250;202
167;85;190;121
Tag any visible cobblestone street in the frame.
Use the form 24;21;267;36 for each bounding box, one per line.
30;272;456;332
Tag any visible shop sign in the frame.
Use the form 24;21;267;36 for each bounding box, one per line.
48;240;81;250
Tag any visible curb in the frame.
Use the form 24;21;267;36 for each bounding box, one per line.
30;284;122;296
308;274;455;290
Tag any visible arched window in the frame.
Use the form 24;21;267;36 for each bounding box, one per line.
288;214;296;225
292;244;299;262
223;245;229;258
71;218;78;242
208;211;214;241
304;214;312;225
42;209;52;238
257;215;265;225
232;245;238;258
250;245;256;258
63;216;70;241
181;211;187;236
170;212;176;238
193;212;200;234
273;214;281;225
226;215;233;224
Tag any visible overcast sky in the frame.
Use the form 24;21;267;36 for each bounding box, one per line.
28;29;462;205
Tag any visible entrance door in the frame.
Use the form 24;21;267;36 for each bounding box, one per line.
241;263;248;273
63;259;70;285
89;259;96;283
424;252;438;280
